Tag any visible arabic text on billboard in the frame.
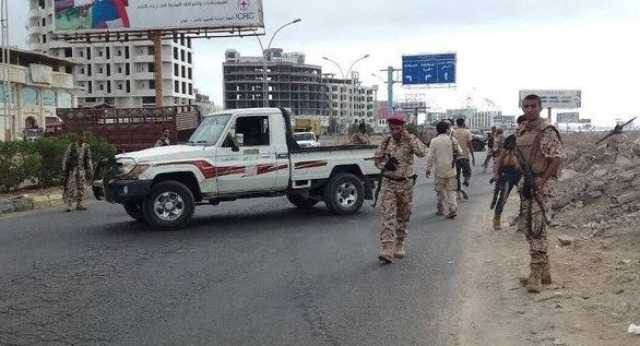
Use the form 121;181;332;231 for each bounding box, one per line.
403;53;456;86
54;0;264;33
519;90;581;109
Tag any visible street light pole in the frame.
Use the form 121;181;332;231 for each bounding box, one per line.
256;18;302;108
322;55;370;134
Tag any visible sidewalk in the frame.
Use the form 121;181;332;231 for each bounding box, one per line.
0;188;65;215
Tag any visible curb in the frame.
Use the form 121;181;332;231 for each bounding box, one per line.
0;193;64;216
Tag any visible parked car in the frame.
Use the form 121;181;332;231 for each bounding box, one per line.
92;108;380;229
293;131;321;148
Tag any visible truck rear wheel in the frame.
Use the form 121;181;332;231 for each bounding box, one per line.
142;181;195;230
323;173;365;215
287;194;319;209
123;202;145;222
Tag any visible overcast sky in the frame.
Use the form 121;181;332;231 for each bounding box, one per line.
8;0;640;125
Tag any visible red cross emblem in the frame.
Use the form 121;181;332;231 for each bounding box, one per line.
238;0;250;10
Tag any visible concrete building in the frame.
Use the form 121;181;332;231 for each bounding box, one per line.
223;49;329;116
26;0;195;108
1;48;76;141
193;88;216;116
474;110;501;130
493;115;516;130
322;73;377;133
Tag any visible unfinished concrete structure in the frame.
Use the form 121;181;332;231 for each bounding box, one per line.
223;49;329;116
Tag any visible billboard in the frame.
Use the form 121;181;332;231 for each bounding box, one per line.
403;53;456;86
557;112;580;123
519;89;581;109
54;0;264;33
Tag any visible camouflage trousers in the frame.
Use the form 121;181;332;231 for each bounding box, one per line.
380;178;414;243
63;168;88;206
517;197;548;266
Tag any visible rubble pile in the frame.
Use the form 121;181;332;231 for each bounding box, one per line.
551;131;640;235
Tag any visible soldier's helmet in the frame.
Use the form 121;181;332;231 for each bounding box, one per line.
387;115;406;126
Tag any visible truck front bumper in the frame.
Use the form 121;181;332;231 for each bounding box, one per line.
93;179;153;204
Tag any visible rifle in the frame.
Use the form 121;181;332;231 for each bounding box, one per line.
372;156;399;208
514;146;550;225
596;117;636;145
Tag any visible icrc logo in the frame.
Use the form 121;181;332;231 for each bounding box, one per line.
238;0;250;11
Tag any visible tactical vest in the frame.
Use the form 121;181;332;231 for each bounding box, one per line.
516;118;553;176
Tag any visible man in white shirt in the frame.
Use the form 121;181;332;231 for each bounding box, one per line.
426;121;462;219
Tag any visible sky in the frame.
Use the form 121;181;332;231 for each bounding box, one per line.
7;0;640;126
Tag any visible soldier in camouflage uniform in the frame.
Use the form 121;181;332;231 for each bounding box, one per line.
348;122;370;145
516;95;565;293
375;115;426;264
63;132;93;212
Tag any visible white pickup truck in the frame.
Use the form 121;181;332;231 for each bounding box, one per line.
93;108;380;229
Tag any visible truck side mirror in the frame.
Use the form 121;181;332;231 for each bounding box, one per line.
234;133;244;147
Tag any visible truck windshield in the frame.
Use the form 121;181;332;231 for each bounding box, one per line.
189;114;232;145
294;133;315;141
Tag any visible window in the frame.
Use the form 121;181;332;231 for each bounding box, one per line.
188;84;193;95
106;47;110;59
106;64;111;76
148;46;155;55
98;49;103;57
230;116;270;147
41;18;46;27
148;63;155;72
117;48;122;56
87;64;92;76
142;96;155;104
65;66;72;74
42;35;47;44
126;80;131;93
118;83;123;90
149;80;155;89
79;49;84;58
187;52;192;64
174;81;179;93
187;38;192;48
88;81;93;94
181;50;185;62
107;81;111;93
173;47;178;59
87;47;92;60
182;82;186;94
188;68;192;79
117;65;122;74
125;63;130;75
174;63;179;77
99;84;104;91
98;66;104;74
42;89;56;106
84;97;96;103
181;66;185;78
23;87;39;105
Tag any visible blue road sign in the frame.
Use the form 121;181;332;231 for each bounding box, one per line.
402;53;457;86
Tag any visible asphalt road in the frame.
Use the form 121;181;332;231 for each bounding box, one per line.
0;159;494;346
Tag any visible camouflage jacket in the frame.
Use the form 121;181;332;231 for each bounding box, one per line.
375;130;426;179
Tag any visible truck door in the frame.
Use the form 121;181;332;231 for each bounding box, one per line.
216;115;280;194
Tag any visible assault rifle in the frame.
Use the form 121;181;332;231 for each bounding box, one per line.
514;147;550;225
372;156;399;208
596;117;636;145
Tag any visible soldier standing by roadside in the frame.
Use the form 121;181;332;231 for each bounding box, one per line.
348;122;371;145
516;95;565;293
375;115;426;264
155;128;171;147
426;121;462;220
62;131;93;212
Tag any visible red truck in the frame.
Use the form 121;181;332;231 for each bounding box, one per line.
56;105;202;153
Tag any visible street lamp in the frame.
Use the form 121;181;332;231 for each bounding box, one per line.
322;55;370;133
257;18;302;107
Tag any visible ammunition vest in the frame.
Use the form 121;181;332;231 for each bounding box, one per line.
516;118;553;176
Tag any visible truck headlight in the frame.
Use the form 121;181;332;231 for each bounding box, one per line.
117;159;149;178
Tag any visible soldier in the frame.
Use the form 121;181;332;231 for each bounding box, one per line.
482;126;498;172
348;122;370;145
155;128;171;147
426;121;462;220
516;94;565;293
453;118;476;189
375;115;426;264
62;131;93;212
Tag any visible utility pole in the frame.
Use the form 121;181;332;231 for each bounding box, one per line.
1;0;12;140
379;66;401;115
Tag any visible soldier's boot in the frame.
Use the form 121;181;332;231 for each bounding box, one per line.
378;241;394;264
542;260;552;285
76;201;88;211
493;214;502;231
393;239;406;259
527;264;543;293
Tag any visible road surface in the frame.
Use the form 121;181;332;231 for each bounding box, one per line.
0;159;493;346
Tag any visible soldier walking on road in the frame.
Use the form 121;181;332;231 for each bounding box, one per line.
62;131;93;212
516;95;565;293
453;118;476;195
426;121;462;220
375;115;426;264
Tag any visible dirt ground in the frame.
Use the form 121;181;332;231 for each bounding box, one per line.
456;131;640;346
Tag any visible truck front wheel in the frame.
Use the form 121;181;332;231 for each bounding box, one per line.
142;181;195;230
323;173;365;215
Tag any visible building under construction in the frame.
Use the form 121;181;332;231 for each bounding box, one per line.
223;49;329;116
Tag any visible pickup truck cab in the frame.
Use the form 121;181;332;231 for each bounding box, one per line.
93;108;380;229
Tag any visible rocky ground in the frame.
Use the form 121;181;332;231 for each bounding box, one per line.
459;130;640;345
